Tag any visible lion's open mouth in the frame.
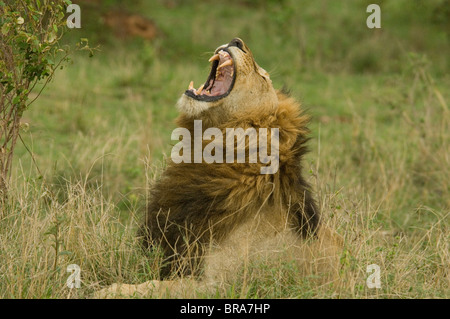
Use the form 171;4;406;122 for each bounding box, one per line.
185;49;236;101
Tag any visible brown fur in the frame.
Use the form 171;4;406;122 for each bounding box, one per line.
139;38;319;278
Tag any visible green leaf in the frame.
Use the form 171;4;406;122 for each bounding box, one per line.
12;95;21;104
6;84;14;95
1;22;9;35
47;31;56;43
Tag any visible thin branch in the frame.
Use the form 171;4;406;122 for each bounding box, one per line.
26;52;69;108
19;132;43;177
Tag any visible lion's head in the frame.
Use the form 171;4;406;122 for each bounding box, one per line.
177;38;278;120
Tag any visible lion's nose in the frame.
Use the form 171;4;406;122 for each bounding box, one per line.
228;38;245;52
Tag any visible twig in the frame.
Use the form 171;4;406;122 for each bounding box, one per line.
18;132;43;177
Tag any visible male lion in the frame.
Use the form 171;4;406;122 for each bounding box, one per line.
95;38;342;298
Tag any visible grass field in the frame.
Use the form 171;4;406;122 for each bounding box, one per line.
0;0;448;298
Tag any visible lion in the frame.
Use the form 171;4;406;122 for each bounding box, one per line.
95;38;342;298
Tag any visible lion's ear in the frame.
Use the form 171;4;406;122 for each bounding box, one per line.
255;63;271;81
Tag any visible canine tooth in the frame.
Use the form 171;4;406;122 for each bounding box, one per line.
217;59;233;70
189;81;194;90
196;84;204;95
208;54;219;62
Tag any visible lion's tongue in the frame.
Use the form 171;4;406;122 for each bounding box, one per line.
210;71;232;96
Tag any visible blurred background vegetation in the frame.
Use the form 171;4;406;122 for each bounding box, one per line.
3;0;448;298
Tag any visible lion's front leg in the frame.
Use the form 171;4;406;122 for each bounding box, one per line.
93;278;206;298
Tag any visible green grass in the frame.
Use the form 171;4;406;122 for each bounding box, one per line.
1;0;449;298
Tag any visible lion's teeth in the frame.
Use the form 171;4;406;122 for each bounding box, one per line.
189;81;194;90
196;84;204;95
219;50;229;58
208;54;219;62
217;59;233;70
